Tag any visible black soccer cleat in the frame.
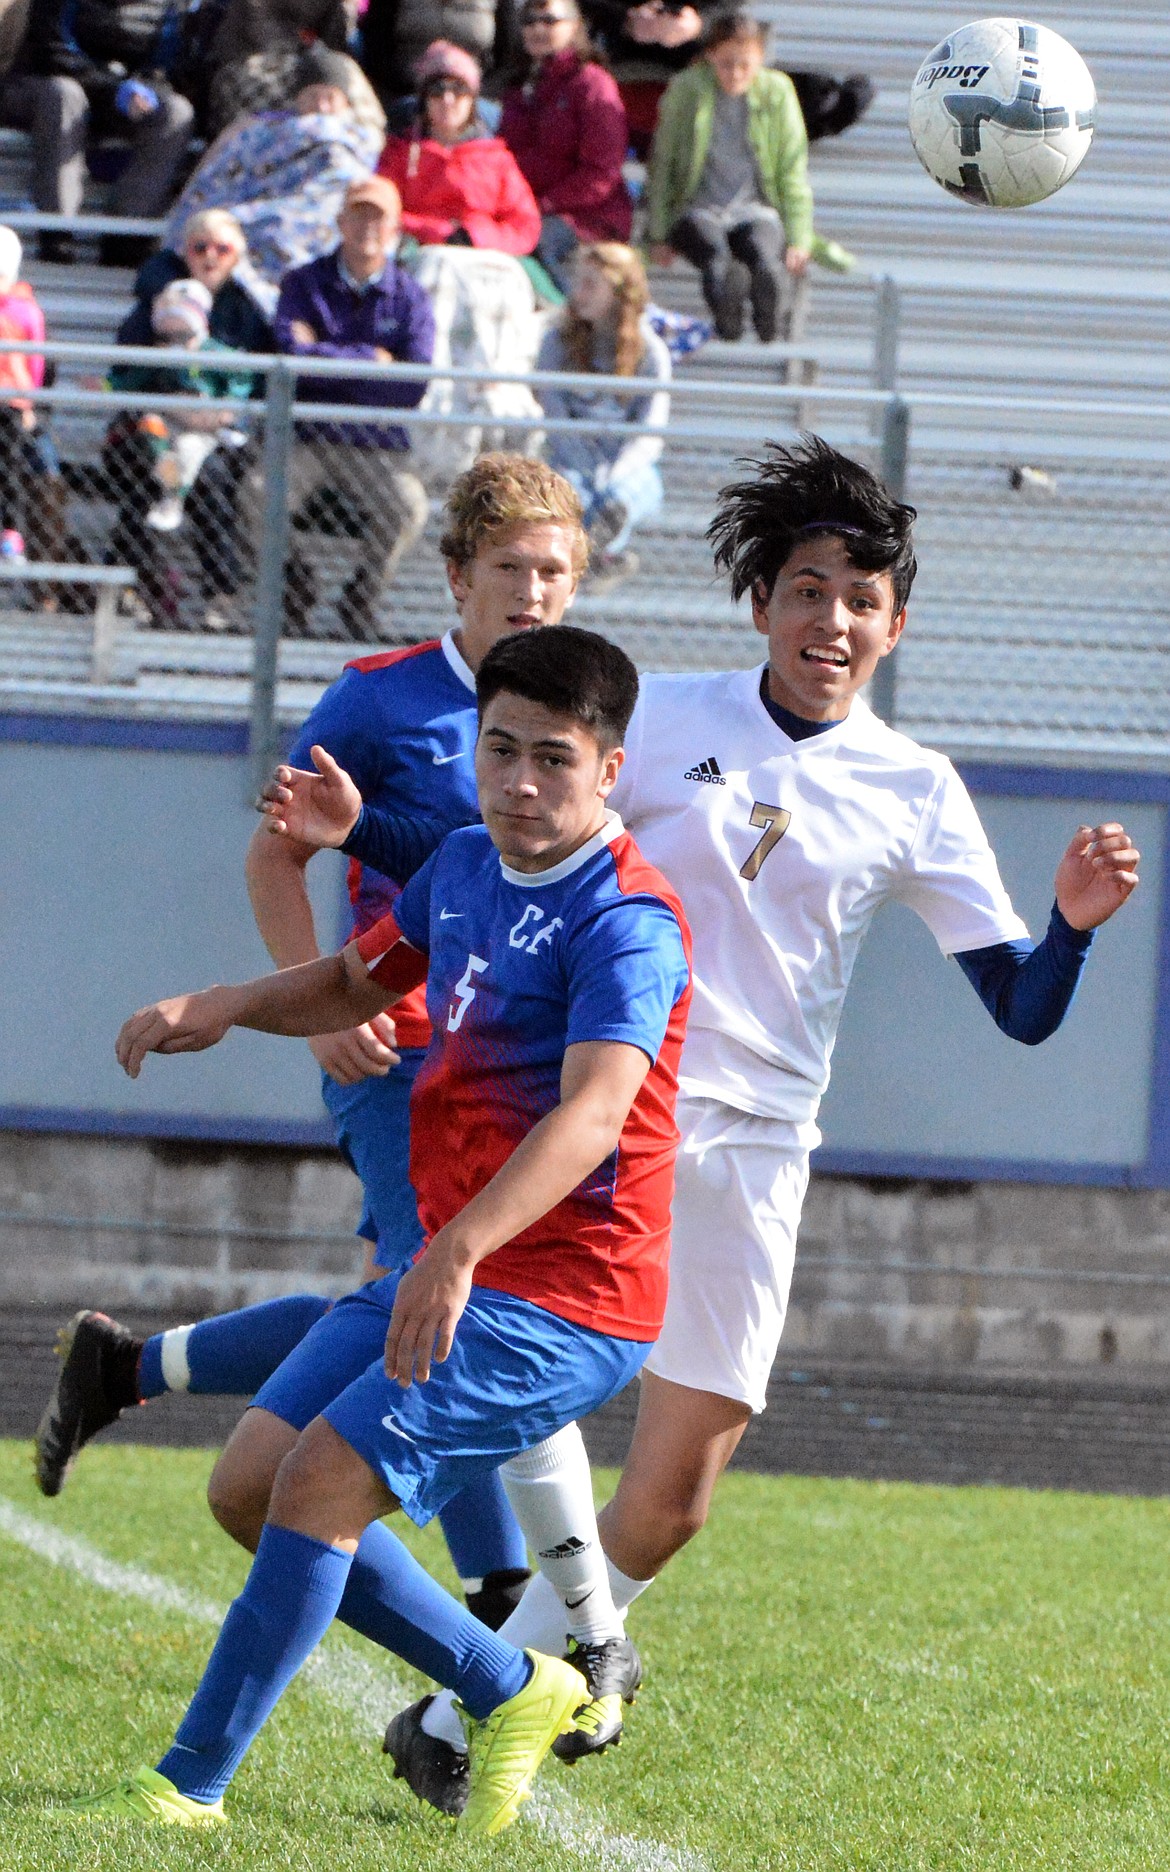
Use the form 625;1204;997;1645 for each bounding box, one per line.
465;1566;532;1632
552;1633;643;1763
383;1694;469;1817
34;1310;143;1497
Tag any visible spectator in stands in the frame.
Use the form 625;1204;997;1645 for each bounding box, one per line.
360;0;519;112
578;0;720;156
647;10;810;342
161;47;383;310
206;41;385;139
0;0;196;265
0;224;57;564
536;240;668;590
376;41;540;255
270;173;434;639
111;281;254;529
499;0;630;293
114;210;272;622
105;276;256;626
120;210;276;353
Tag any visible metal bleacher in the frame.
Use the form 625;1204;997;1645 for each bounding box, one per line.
1;2;1169;760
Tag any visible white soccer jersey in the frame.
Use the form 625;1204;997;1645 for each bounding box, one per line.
613;665;1029;1124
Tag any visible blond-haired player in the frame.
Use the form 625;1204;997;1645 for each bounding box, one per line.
34;454;599;1644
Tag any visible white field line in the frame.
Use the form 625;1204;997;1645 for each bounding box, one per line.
0;1495;708;1872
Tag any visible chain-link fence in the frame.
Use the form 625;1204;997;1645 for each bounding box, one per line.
2;338;1169;774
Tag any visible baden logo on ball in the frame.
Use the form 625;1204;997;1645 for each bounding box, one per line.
908;18;1096;208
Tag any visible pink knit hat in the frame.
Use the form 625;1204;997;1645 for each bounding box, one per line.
413;39;482;95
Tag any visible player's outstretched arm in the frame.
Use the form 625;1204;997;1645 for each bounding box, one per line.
246;771;400;1086
385;1039;652;1386
256;744;363;850
1054;822;1140;929
115;945;397;1079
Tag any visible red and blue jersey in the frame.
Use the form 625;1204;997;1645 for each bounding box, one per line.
356;815;692;1342
289;631;481;1048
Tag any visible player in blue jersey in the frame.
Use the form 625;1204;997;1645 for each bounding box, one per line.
76;625;691;1834
34;453;587;1634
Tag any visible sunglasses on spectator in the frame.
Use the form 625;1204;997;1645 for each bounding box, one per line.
425;78;472;96
188;239;236;256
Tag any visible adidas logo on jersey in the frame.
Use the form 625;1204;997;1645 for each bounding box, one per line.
684;757;726;785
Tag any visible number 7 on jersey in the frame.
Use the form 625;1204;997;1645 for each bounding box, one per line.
740;802;791;881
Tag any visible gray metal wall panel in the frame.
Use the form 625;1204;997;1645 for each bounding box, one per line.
0;741;344;1124
819;795;1163;1166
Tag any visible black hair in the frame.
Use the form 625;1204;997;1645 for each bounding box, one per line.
476;625;639;750
707;434;918;611
704;10;769;53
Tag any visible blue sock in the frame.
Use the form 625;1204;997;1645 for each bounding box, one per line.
338;1519;531;1719
157;1524;350;1803
438;1469;528;1589
138;1295;333;1399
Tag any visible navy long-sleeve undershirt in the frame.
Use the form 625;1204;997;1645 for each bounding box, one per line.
342;801;1095;1047
341;800;467;886
954;903;1093;1044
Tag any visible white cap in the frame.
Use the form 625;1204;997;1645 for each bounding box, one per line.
152;277;213;339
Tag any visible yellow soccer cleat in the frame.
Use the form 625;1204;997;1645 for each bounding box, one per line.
67;1765;226;1826
459;1649;587;1837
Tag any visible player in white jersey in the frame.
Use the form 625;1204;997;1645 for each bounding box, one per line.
272;437;1140;1800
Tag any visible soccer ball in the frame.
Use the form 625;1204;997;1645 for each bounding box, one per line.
908;18;1096;207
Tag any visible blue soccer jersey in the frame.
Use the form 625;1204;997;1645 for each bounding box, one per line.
289;631;481;1047
356;814;692;1342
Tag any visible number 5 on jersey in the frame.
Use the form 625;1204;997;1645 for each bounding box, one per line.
448;953;488;1031
740;802;791;881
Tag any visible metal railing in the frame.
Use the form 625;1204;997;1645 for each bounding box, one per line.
3;334;1170;772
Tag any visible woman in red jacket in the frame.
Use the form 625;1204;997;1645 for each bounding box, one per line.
499;0;631;291
376;40;541;255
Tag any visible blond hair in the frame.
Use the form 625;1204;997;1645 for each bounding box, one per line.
181;208;247;256
440;452;589;576
563;242;649;378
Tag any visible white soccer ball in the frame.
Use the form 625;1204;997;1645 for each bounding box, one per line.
908;18;1096;208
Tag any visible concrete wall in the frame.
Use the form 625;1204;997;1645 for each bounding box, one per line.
6;1129;1170;1371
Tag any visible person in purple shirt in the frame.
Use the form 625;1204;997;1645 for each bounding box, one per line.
269;172;436;639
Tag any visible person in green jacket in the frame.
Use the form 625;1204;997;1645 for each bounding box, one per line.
646;10;812;341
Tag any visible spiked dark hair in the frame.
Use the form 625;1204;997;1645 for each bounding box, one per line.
476;624;639;750
707;435;917;611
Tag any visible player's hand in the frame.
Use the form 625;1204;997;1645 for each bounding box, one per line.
257;744;363;848
384;1237;474;1385
116;988;235;1078
1054;822;1140;930
310;1014;400;1083
785;245;811;276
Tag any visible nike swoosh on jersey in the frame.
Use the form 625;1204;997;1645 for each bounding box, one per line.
439;909;463;920
380;1417;416;1441
432;751;464;765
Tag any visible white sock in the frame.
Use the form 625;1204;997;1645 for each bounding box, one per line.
501;1424;617;1644
421;1551;659;1755
420;1690;468;1750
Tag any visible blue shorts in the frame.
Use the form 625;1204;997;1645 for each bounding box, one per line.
261;1273;648;1528
321;1048;426;1273
253;1275;396;1428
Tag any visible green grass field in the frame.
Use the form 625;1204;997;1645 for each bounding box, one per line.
1;1440;1169;1872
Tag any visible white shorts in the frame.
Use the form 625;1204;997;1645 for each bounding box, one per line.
643;1096;819;1414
